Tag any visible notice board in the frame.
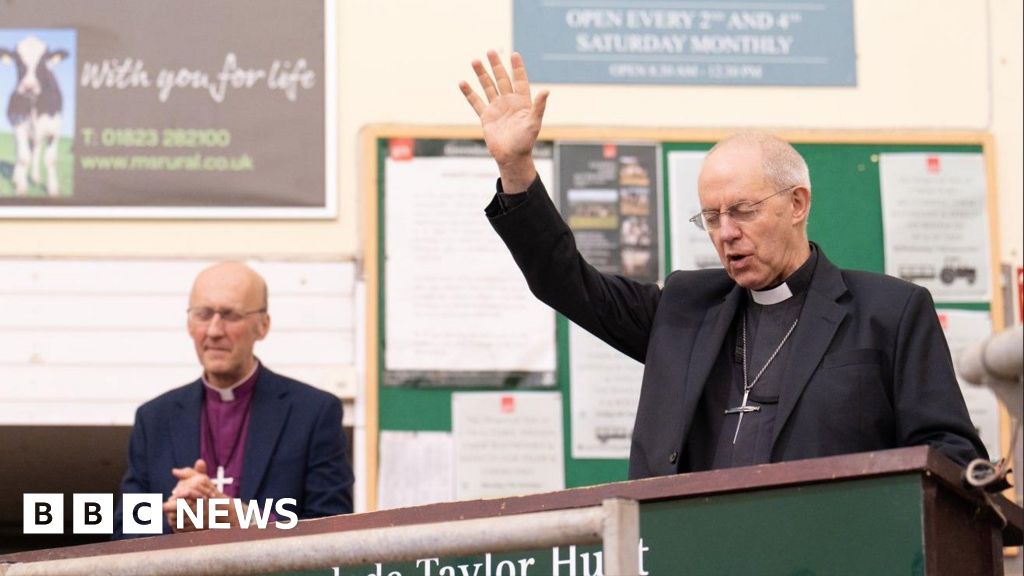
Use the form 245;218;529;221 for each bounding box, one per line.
361;126;1004;510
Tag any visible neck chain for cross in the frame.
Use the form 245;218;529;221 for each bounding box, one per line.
724;313;799;444
203;404;248;485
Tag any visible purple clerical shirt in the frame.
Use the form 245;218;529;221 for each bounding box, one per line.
199;364;258;499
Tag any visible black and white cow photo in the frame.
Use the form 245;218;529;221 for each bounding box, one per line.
0;34;71;197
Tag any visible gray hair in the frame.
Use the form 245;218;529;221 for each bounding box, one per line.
707;132;811;191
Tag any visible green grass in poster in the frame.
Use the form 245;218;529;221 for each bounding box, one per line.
0;132;75;198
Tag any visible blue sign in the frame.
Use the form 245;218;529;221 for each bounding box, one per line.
514;0;856;86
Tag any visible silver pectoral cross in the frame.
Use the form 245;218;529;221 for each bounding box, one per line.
724;388;761;444
212;465;234;494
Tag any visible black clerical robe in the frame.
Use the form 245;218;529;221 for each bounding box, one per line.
488;177;986;478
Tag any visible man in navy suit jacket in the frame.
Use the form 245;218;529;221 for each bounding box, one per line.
113;262;353;538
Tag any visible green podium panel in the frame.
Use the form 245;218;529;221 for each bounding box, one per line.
640;475;924;575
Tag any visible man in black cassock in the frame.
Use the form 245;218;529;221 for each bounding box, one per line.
459;52;986;478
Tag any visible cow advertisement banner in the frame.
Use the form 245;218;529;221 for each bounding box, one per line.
0;0;335;218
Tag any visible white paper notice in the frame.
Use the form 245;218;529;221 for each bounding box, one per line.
667;151;721;271
938;309;1000;457
880;153;991;302
452;392;564;499
377;431;455;510
385;155;556;372
569;324;643;459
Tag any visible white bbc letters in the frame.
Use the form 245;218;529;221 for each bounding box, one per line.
25;493;298;535
122;493;164;535
23;494;63;534
73;493;113;534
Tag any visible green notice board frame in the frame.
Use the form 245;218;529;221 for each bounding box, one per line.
361;126;1003;511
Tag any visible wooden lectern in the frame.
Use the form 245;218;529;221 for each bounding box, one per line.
1;446;1020;575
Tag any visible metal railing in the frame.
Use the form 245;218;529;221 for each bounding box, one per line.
957;324;1023;421
956;324;1022;501
0;499;639;576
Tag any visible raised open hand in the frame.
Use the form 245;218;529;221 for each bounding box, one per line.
460;51;549;193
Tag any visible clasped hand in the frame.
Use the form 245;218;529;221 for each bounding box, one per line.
162;458;241;532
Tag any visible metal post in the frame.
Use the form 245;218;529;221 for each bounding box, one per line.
602;498;640;576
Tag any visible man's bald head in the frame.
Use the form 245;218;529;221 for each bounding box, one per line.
705;132;810;193
190;261;268;311
696;132;813;289
187;262;271;389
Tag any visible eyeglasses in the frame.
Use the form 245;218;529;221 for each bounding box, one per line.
187;307;266;324
689;185;798;232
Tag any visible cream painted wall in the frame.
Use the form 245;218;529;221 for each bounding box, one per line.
990;0;1023;265
0;0;1019;267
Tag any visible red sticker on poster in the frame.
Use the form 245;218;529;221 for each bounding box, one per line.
500;395;516;413
389;138;414;161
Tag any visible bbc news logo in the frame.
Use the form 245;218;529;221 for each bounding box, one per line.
24;494;298;535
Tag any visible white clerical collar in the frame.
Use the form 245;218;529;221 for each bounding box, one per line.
750;282;793;305
202;361;259;402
